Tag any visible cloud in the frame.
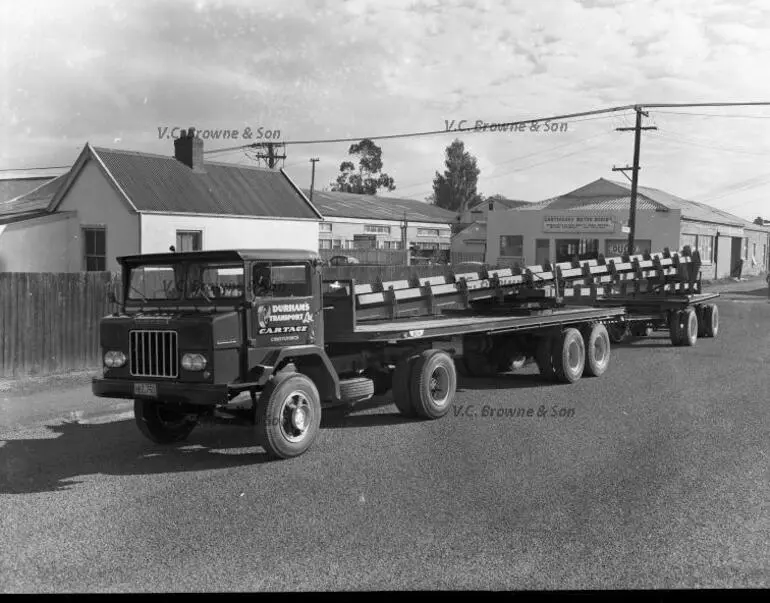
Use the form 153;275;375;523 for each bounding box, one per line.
2;0;770;219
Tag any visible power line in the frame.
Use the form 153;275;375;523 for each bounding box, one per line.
202;104;639;155
653;109;770;119
650;130;770;157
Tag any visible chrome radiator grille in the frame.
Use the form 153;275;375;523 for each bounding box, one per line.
129;330;178;378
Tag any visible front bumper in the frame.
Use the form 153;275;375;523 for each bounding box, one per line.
92;377;229;406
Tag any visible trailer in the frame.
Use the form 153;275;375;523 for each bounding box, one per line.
92;249;630;460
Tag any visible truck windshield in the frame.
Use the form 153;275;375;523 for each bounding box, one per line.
127;262;245;301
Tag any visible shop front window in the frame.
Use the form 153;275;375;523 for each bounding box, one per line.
555;238;599;263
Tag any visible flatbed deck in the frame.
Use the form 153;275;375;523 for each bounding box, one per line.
328;306;626;343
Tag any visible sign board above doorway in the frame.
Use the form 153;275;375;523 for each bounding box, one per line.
543;215;615;233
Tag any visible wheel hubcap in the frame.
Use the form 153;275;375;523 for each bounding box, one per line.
280;391;312;443
429;366;450;406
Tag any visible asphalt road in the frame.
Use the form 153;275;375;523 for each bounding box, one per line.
1;293;769;591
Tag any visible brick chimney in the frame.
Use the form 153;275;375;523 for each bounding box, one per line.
174;127;204;172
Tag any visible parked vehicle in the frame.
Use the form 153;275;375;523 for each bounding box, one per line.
328;255;360;266
93;248;638;460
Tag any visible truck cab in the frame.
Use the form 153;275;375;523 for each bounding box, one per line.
93;249;341;458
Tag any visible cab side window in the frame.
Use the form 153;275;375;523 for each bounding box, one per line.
252;263;309;297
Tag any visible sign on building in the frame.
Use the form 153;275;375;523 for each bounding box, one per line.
543;216;615;233
605;239;652;256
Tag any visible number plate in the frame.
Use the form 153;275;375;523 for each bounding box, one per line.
133;383;158;397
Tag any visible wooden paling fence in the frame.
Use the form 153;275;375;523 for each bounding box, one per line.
0;272;120;379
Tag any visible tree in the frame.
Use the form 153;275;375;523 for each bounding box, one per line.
429;139;482;213
330;138;396;194
753;216;766;226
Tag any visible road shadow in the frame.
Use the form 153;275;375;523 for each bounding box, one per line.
321;396;415;430
0;420;274;495
721;288;768;298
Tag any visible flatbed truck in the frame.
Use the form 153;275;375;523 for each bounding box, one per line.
92;249;632;459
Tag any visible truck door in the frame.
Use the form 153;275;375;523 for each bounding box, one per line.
249;262;317;347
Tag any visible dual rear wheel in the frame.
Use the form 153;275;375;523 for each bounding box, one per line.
392;350;457;419
536;323;610;383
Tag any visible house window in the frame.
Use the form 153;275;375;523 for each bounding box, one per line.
176;230;202;252
753;242;757;260
332;239;342;249
499;235;523;258
319;239;332;250
364;224;391;235
417;228;440;237
680;233;697;252
319;222;333;233
743;237;749;260
83;227;106;271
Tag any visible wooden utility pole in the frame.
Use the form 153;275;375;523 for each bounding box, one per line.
309;158;319;202
250;142;286;168
613;106;657;255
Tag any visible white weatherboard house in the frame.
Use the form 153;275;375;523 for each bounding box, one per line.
0;129;322;272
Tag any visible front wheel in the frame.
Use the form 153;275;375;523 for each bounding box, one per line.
134;399;197;444
256;372;322;460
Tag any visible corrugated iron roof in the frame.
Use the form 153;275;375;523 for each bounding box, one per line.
468;197;530;210
305;189;457;224
513;178;755;228
90;147;320;220
611;180;745;226
0;175;61;203
0;173;69;217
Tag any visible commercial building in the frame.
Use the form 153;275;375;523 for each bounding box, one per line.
0;129;321;272
305;189;456;252
486;178;770;279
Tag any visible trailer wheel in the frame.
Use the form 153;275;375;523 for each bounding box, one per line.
536;336;557;381
702;303;719;338
410;350;457;420
256;372;321;460
680;307;698;347
553;328;586;384
669;310;684;346
582;323;611;378
392;355;419;417
134;400;197;445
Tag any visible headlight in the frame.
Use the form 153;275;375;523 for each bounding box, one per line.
104;351;126;368
181;353;208;371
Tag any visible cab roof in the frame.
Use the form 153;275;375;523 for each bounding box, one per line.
118;249;320;266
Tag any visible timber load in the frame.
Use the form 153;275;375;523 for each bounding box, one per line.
327;247;708;322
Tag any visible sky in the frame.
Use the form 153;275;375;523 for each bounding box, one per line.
2;0;770;220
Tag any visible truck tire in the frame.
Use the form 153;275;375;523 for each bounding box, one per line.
392;355;419;417
536;336;557;381
582;323;610;378
410;350;457;420
669;310;684;346
702;303;719;338
256;372;322;460
552;328;585;384
680;307;698;347
339;377;375;403
134;399;197;445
